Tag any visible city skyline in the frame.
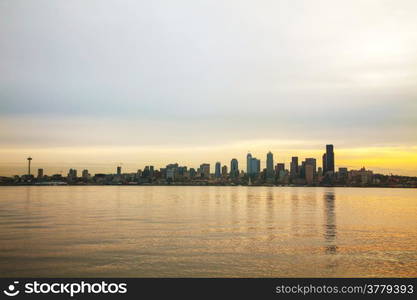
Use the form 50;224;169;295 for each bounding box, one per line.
1;142;417;177
4;143;416;188
2;144;416;178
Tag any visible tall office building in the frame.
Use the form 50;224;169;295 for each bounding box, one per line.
246;153;252;175
276;163;286;182
323;144;335;173
275;163;285;174
189;168;196;178
67;169;77;180
326;144;335;172
305;164;314;185
215;162;221;178
200;163;210;178
300;161;306;178
221;165;228;177
117;166;122;176
166;163;179;180
247;153;260;176
266;151;274;178
290;157;299;177
143;166;151;177
318;167;323;177
338;167;348;182
250;158;261;175
82;169;89;179
37;168;43;178
305;158;317;174
230;158;239;178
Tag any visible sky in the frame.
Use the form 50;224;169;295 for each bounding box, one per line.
1;0;417;176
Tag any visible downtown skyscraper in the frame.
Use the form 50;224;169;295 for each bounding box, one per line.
230;159;239;178
266;151;274;178
323;144;335;174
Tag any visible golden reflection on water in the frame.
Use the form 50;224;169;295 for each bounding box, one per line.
0;186;416;277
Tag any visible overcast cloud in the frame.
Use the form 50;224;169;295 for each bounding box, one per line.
1;0;416;174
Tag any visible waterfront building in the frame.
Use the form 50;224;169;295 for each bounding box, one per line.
247;153;260;176
200;163;210;178
349;167;373;185
324;144;335;173
290;157;299;178
275;163;285;174
305;158;317;174
305;164;314;185
215;162;221;178
230;158;239;178
221;165;228;177
166;163;179;180
189;168;196;178
300;161;306;178
37;168;43;178
251;158;261;175
67;169;77;180
246;153;252;175
166;168;176;180
318;167;323;177
82;169;90;180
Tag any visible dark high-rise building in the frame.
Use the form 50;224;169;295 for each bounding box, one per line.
338;167;348;181
200;163;210;178
305;164;314;185
166;163;179;180
178;166;187;176
67;169;77;180
304;158;317;184
37;168;43;178
246;153;252;175
305;158;317;174
324;144;335;173
300;161;306;178
82;169;89;179
215;162;221;178
290;157;299;177
143;166;150;177
247;153;260;176
117;166;122;176
251;158;261;175
275;163;285;174
189;168;196;178
221;165;228;177
230;158;239;178
322;153;327;173
266;151;274;178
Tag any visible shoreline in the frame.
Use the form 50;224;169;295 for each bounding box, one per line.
0;183;415;188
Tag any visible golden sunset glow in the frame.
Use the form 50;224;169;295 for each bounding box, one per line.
1;144;417;176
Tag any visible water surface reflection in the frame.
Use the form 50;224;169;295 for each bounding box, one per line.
0;186;416;277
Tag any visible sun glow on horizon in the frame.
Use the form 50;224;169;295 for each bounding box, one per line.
1;144;416;177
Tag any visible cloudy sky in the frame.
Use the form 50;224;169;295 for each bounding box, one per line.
1;0;416;176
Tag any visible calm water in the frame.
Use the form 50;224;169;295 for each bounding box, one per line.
0;186;416;277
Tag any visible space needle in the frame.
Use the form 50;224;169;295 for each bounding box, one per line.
27;156;32;176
